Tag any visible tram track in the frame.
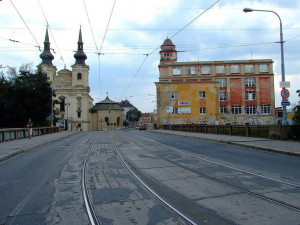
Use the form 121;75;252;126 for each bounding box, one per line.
116;131;300;213
107;132;198;225
80;131;300;224
82;135;100;225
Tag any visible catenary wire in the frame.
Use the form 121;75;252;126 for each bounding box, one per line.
37;0;66;66
120;0;220;99
9;0;41;51
98;0;117;101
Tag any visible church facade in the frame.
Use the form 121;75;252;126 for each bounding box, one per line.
38;27;122;131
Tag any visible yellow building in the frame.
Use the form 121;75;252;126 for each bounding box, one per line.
90;96;123;131
39;27;93;131
156;82;220;125
156;38;276;126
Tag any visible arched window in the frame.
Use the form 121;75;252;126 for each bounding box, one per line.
105;117;109;126
59;98;65;111
77;73;82;79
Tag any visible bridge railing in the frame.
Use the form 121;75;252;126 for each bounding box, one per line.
0;127;59;143
161;124;300;140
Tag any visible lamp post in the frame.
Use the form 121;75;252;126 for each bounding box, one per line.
243;8;288;125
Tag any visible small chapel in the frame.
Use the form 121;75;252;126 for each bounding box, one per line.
39;27;123;131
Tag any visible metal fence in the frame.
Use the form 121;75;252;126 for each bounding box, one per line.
0;127;59;142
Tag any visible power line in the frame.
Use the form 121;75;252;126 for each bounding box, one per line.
82;0;102;101
120;0;220;99
82;0;99;53
99;0;117;54
37;0;66;67
98;0;117;101
9;0;41;51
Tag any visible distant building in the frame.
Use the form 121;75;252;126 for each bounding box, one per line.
39;28;123;131
156;38;276;126
120;100;135;122
139;113;151;125
275;107;295;125
39;27;93;131
90;96;123;131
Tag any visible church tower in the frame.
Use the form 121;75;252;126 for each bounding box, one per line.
71;27;89;89
39;27;56;81
159;38;177;64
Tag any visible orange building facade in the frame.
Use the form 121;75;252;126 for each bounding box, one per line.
156;39;276;125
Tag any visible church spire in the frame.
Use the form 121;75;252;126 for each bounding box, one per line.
74;26;87;65
39;26;54;66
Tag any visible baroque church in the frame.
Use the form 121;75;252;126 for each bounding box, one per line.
39;27;123;131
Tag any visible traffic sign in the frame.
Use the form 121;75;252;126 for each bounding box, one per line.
281;88;290;99
281;101;290;106
166;107;173;113
280;81;290;88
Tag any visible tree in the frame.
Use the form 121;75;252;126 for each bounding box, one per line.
293;89;300;124
0;65;52;128
126;107;142;122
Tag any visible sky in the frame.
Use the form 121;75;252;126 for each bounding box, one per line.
0;0;299;113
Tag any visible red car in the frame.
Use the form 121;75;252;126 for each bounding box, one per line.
139;125;147;130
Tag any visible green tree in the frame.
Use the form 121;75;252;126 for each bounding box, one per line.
293;89;300;124
126;107;142;122
0;65;52;128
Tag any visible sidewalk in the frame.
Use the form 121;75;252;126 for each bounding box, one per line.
0;131;77;162
151;130;300;157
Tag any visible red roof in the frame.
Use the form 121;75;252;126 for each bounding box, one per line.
161;38;174;46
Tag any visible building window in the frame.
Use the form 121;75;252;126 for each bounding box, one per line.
199;91;206;98
199;107;206;115
216;78;227;87
216;65;225;74
201;66;210;74
171;92;178;99
231;105;241;114
77;73;82;79
105;117;109;126
261;105;271;114
173;67;181;75
245;105;257;114
59;98;65;111
187;66;196;75
245;65;254;73
178;107;191;114
259;64;268;73
78;111;81;118
172;108;178;114
77;98;81;109
245;78;255;87
231;65;239;73
246;91;256;101
220;106;227;114
178;101;190;106
220;92;227;101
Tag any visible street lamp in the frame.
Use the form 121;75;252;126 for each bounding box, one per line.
243;8;288;125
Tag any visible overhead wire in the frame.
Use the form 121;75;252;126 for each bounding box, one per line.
37;0;66;67
9;0;41;51
120;0;220;99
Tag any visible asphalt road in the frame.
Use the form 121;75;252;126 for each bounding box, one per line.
115;130;300;225
1;130;299;225
0;132;92;225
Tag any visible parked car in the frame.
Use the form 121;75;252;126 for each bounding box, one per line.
139;125;147;130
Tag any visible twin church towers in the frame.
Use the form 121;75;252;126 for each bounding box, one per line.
39;27;119;131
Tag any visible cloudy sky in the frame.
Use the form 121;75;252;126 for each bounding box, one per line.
1;0;299;112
